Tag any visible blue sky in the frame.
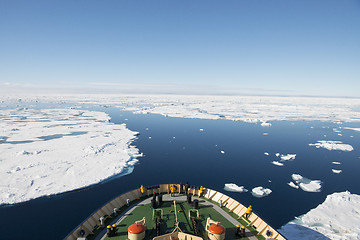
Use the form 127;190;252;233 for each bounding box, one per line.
1;0;359;97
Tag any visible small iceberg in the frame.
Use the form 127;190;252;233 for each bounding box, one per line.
224;183;248;193
264;152;269;156
251;186;272;198
220;150;225;154
332;169;342;174
332;161;341;165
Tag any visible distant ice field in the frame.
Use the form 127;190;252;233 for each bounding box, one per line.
1;95;360;240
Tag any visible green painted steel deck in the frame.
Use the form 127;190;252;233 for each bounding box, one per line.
86;194;265;240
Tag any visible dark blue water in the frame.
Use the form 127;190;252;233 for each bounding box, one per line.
0;104;360;240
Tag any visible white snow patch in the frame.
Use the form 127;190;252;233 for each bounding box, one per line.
291;174;322;192
251;186;272;198
0;108;141;205
272;161;284;166
332;169;342;174
279;191;360;240
224;183;248;193
309;140;354;151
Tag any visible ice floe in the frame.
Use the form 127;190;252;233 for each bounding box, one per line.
220;150;225;154
280;154;296;161
287;181;299;189
332;169;342;174
309;140;354;151
261;121;271;127
279;191;360;240
272;161;284;166
291;174;322;192
0;108;141;205
224;183;248;193
251;186;272;198
332;161;341;165
344;127;360;132
264;152;269;155
275;153;280;157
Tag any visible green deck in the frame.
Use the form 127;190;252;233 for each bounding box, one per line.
85;195;265;240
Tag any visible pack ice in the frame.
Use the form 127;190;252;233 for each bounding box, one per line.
0;108;141;205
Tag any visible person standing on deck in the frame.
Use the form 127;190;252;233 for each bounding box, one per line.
185;182;190;195
199;186;204;197
170;185;176;197
140;185;145;197
245;205;252;219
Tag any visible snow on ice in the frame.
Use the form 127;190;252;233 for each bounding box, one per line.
0;108;141;205
224;183;248;193
279;191;360;240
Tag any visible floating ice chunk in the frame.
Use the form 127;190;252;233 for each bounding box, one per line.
338;133;342;136
333;128;341;133
224;183;248;193
272;161;284;166
251;186;272;198
220;150;225;154
173;137;176;139
275;153;280;157
309;140;354;151
263;132;269;135
332;161;341;165
279;191;360;240
344;127;360;132
287;181;299;189
261;121;271;127
145;128;149;130
199;128;204;131
148;136;152;139
291;174;322;192
281;154;296;161
332;169;342;174
264;152;269;155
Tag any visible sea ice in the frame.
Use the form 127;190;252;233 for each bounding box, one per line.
309;140;354;151
264;152;269;155
272;161;284;166
332;169;342;174
344;127;360;132
287;181;299;189
263;132;269;135
261;121;271;127
199;128;204;131
279;191;360;240
220;150;225;154
291;174;322;192
251;186;272;198
332;162;341;165
224;183;248;193
275;153;280;157
281;154;296;161
0;108;141;205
